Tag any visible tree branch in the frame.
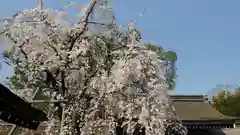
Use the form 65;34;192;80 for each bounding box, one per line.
19;42;28;60
68;0;98;51
43;41;63;60
59;70;66;97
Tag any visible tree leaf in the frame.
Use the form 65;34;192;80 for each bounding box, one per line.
157;51;177;62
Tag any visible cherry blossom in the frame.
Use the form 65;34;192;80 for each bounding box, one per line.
0;0;187;135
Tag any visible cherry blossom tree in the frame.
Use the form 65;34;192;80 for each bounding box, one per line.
0;0;186;135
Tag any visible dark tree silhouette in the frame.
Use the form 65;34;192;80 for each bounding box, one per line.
0;83;48;130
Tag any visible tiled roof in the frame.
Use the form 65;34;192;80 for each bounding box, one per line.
170;95;235;121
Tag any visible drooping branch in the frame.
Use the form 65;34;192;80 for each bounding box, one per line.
43;69;65;120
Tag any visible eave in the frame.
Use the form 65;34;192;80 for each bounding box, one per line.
170;95;237;129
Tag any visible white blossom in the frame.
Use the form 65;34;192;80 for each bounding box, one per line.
0;0;187;135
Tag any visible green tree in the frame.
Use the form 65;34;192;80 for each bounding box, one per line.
211;88;240;116
131;28;177;90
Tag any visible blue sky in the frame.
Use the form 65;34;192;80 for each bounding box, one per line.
0;0;240;95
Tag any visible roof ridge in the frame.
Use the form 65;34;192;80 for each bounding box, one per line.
170;95;207;102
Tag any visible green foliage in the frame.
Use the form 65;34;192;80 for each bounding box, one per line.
211;88;240;116
158;51;177;62
130;28;142;42
2;50;49;100
144;43;177;90
145;43;163;52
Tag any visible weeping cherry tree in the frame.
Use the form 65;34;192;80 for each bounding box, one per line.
0;0;186;135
